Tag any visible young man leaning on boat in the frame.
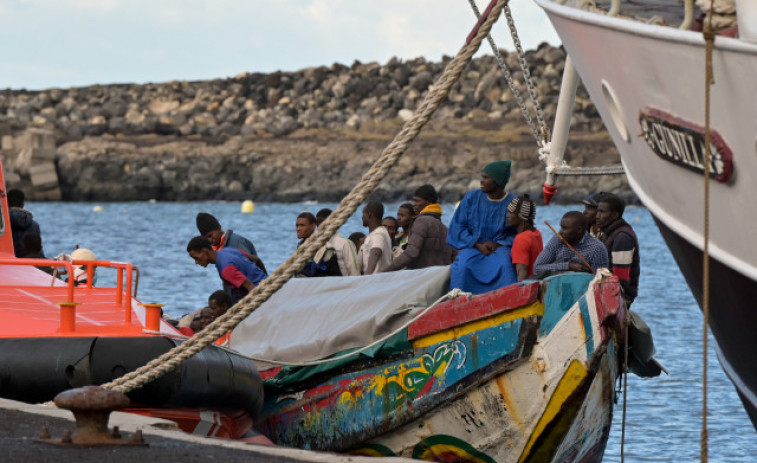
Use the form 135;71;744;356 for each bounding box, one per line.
196;212;267;274
186;236;267;305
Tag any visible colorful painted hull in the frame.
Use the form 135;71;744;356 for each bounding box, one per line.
257;271;625;462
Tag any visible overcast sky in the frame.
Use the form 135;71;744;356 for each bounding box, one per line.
0;0;559;91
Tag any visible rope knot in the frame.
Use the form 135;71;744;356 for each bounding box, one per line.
537;141;551;162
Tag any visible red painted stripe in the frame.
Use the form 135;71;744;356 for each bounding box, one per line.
593;276;623;344
613;266;631;281
259;367;283;380
408;282;540;341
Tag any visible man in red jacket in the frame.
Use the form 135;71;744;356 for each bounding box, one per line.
595;193;640;306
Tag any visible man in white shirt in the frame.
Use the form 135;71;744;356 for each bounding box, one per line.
315;208;361;276
360;201;393;274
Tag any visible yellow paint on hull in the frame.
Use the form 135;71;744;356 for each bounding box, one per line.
412;302;544;349
517;359;588;463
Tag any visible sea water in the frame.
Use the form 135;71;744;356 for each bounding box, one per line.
30;200;757;462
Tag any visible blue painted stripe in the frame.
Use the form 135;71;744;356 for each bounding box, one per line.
578;295;594;358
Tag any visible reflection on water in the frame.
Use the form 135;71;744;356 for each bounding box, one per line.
32;201;756;461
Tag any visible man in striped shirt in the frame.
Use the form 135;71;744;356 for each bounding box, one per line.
595;193;640;306
533;211;609;275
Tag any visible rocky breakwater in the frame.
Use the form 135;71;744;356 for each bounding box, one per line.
0;43;631;203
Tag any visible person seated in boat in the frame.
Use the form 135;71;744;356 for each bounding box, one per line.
582;192;605;239
186;236;267;304
360;201;393;274
177;307;214;336
533;211;608;276
393;202;415;259
314;208;361;276
447;161;518;294
382;216;399;247
7;188;43;258
191;307;214;333
196;212;267;274
208;289;232;319
348;232;366;255
295;211;324;277
20;232;55;276
595;193;640;306
506;194;543;282
384;184;455;272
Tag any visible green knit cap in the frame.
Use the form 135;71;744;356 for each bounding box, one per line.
483;160;512;188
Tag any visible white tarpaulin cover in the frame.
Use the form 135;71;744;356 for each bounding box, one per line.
229;266;451;368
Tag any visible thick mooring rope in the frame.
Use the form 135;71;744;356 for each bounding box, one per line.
101;0;512;394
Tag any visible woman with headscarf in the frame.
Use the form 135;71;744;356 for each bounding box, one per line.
447;161;517;294
506;194;543;281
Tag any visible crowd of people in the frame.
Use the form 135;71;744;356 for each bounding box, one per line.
6;160;641;338
181;160;640;336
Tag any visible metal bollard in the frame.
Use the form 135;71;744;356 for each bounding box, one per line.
57;302;80;333
141;303;164;332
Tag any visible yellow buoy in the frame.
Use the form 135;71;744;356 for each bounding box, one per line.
93;205;104;212
241;200;255;214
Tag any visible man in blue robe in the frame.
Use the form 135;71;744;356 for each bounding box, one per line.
447;160;517;294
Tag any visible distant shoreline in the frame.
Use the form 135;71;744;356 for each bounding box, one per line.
0;44;631;203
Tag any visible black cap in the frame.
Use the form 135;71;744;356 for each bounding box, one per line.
581;192;604;208
413;184;438;204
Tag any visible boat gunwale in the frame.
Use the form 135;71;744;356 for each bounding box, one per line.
535;0;757;55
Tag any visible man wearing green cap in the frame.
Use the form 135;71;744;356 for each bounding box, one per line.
447;161;518;294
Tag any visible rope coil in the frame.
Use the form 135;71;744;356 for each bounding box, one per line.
100;0;513;395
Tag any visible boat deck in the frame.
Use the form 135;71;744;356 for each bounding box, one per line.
0;257;175;337
594;0;689;26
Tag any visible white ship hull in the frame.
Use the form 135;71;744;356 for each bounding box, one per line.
537;0;757;427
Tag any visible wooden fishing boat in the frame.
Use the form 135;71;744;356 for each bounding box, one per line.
0;159;264;438
227;265;633;462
